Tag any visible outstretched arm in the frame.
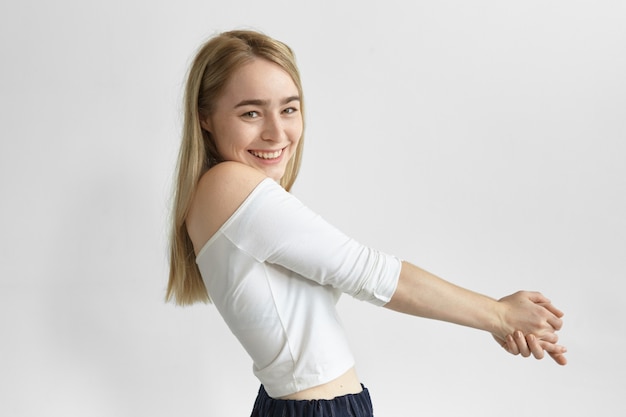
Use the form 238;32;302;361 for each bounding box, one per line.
385;261;567;364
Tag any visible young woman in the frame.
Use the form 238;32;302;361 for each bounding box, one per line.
167;30;567;417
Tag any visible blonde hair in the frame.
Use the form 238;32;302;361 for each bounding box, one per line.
166;30;306;305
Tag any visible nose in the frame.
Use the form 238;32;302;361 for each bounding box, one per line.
261;113;284;142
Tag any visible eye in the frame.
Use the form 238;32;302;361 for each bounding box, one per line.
242;110;259;119
282;107;298;115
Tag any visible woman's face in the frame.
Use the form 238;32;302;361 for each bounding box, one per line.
202;58;303;181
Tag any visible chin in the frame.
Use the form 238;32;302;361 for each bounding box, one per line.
258;163;286;180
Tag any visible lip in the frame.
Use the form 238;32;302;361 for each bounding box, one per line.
248;147;287;163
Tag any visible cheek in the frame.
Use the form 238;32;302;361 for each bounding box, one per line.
214;126;251;155
288;119;304;143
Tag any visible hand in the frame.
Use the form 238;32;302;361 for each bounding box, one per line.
494;331;568;365
493;291;567;365
496;291;564;343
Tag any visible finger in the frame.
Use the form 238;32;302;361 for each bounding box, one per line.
526;334;544;360
538;302;564;318
493;334;507;350
526;291;551;305
539;340;568;366
548;352;568;366
537;332;559;344
546;314;564;331
514;330;531;357
506;334;519;355
536;301;564;330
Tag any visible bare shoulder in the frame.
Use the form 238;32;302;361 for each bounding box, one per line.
195;161;267;202
186;162;268;254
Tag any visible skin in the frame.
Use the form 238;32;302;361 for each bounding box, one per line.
200;58;303;182
386;263;568;366
186;58;567;401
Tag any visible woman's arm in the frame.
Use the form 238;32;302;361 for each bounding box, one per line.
385;262;567;364
190;162;567;363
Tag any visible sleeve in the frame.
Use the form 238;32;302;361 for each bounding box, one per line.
222;179;402;306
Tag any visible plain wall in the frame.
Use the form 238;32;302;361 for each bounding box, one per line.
1;1;624;415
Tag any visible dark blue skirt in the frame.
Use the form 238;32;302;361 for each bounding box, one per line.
250;384;374;417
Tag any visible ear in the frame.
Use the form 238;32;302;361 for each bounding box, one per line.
199;116;212;132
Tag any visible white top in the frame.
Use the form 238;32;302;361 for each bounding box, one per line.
196;178;402;398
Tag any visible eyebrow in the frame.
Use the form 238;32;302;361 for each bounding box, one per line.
234;96;300;108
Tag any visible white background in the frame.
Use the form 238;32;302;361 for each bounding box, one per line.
1;1;624;416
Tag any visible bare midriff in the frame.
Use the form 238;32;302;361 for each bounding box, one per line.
278;367;363;400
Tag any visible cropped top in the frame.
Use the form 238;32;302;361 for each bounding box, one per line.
195;178;402;398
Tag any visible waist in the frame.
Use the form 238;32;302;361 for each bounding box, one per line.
278;367;363;400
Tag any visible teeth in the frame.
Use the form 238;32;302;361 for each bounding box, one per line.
250;149;282;159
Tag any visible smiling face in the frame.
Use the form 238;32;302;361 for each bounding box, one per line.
201;58;303;181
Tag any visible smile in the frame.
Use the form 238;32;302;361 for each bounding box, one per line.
249;148;284;160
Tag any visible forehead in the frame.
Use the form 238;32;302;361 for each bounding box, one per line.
219;58;298;104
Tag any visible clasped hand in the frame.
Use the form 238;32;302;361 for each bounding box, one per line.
493;291;567;365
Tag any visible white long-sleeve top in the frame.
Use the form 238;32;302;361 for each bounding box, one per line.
195;178;402;398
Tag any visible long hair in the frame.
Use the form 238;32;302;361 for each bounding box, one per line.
166;30;306;305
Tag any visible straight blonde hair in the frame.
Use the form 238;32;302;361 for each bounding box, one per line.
166;30;306;305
